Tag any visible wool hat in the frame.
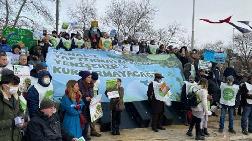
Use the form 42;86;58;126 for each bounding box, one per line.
154;73;164;79
40;98;55;110
91;72;99;80
227;75;234;82
79;70;91;79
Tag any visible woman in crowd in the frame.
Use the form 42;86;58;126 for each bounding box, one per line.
0;69;25;141
60;80;85;138
105;78;125;135
78;70;94;141
187;78;210;140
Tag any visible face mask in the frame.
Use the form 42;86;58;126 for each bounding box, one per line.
43;77;51;85
9;87;19;95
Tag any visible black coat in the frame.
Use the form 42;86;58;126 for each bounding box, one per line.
238;83;252;107
147;82;164;114
26;111;73;141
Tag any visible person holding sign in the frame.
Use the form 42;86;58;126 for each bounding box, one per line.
98;32;112;50
147;73;167;132
105;78;125;135
240;75;252;135
60;80;85;139
219;75;239;134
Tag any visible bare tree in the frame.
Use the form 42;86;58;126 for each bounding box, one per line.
153;23;189;46
233;33;252;71
0;0;54;30
202;40;226;52
68;0;97;32
104;0;156;37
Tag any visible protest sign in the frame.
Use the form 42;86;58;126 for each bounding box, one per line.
203;50;227;63
153;81;171;106
90;94;103;122
2;27;36;49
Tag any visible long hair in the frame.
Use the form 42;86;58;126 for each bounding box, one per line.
198;78;208;89
65;80;81;101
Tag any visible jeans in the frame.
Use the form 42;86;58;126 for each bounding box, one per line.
219;104;234;129
241;105;252;131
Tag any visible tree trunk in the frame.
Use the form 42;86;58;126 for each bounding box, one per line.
13;0;27;27
56;0;60;33
4;0;9;28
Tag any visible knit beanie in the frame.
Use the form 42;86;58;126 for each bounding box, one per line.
79;70;91;79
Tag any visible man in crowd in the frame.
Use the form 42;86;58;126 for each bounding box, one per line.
26;98;78;141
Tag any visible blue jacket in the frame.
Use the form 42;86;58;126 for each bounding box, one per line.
60;95;84;138
0;44;12;52
26;85;40;118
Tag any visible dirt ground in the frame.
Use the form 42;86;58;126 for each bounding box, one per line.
91;116;252;141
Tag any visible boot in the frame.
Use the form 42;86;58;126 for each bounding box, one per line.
204;128;210;136
91;131;101;137
200;129;205;137
195;135;205;140
186;125;193;136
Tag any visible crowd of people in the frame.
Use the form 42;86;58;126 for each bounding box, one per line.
0;28;252;141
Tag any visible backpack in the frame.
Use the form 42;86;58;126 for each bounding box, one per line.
187;87;201;108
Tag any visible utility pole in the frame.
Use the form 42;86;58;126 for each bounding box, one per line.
191;0;195;50
56;0;60;33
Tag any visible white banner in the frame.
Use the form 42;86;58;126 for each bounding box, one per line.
90;94;103;122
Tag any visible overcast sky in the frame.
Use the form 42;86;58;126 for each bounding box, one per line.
60;0;252;47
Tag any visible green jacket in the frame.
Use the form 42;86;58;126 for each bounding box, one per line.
0;92;22;141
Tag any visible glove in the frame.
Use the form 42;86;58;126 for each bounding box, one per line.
14;116;24;127
74;104;81;110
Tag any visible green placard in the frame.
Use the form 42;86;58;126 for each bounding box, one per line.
2;27;37;50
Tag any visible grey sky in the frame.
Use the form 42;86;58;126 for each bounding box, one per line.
60;0;252;47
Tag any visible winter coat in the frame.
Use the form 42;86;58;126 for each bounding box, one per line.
60;95;84;138
0;44;12;52
26;85;39;118
191;88;208;119
0;92;22;141
26;111;62;141
147;81;164;114
238;83;252;107
78;79;94;121
208;79;221;104
105;87;125;111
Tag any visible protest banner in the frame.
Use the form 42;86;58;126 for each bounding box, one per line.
90;94;103;122
46;49;184;102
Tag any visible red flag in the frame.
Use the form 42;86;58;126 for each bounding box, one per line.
200;16;232;24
